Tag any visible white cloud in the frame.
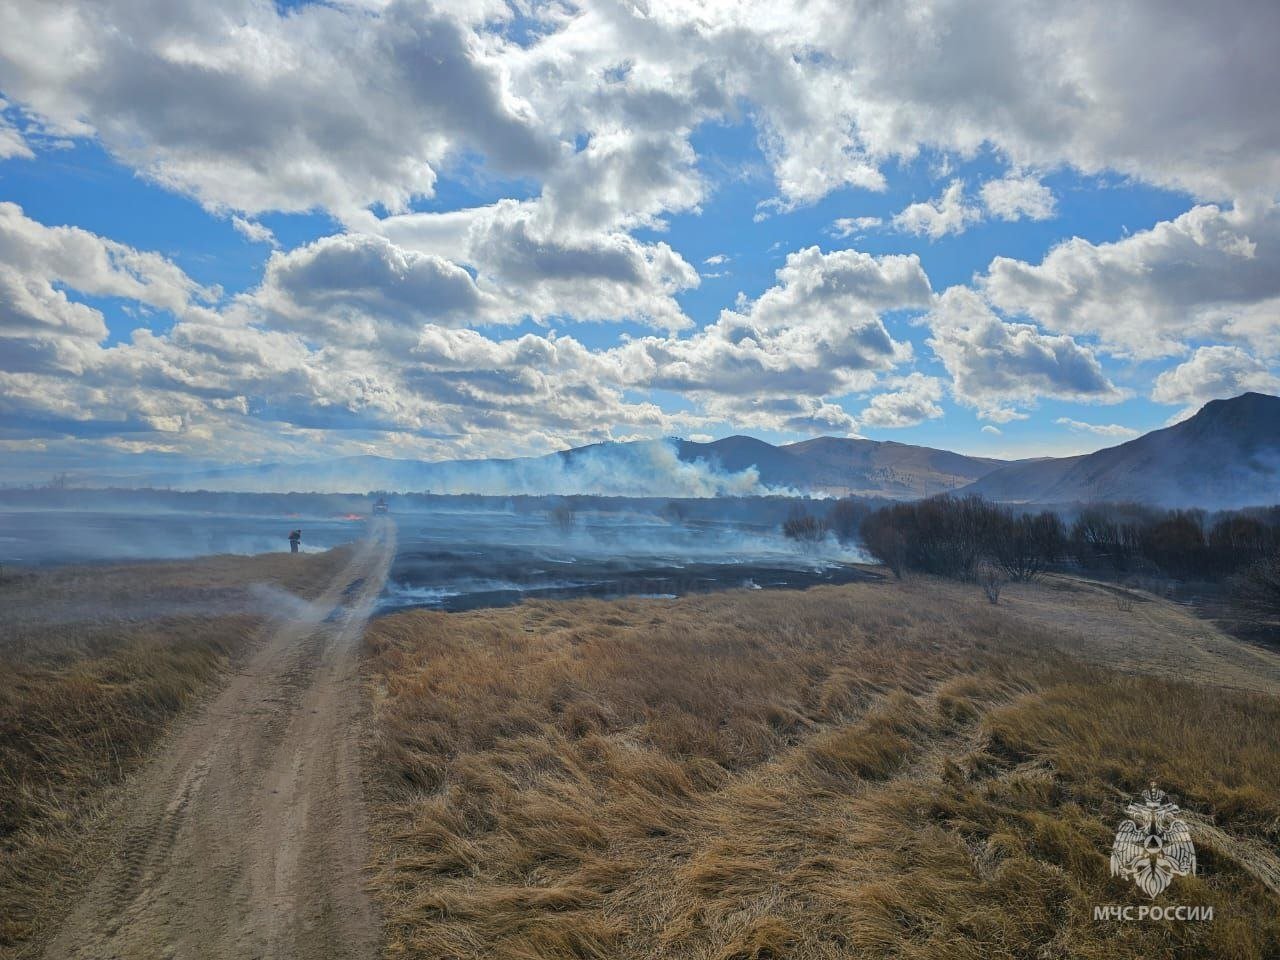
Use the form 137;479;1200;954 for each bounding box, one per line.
856;374;945;428
0;207;707;463
231;216;277;247
245;233;495;345
830;216;883;238
1151;346;1280;413
0;1;555;218
6;0;1278;230
621;247;927;395
703;253;729;265
892;181;982;239
1054;417;1139;438
980;174;1056;221
374;200;699;331
984;201;1280;358
0;202;218;374
926;287;1124;421
6;0;1280;468
0;100;32;159
981;424;1002;436
702;395;859;435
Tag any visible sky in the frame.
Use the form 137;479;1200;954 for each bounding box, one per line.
1;0;1279;482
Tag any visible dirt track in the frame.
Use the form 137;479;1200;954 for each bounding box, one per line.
42;518;396;960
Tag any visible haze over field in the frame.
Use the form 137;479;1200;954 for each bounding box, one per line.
28;393;1279;510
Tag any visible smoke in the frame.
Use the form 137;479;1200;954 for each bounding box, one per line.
245;582;331;622
457;440;780;498
380;503;873;613
86;439;796;497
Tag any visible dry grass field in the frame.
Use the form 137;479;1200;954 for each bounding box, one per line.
363;576;1280;960
0;548;352;952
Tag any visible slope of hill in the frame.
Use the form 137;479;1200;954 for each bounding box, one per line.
672;436;1005;498
965;392;1280;508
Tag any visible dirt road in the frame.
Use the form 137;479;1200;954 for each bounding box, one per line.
43;518;396;960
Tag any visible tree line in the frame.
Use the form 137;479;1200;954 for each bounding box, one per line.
848;495;1280;617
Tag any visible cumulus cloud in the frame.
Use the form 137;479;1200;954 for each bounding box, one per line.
0;0;555;218
247;233;493;345
1054;417;1139;439
856;374;946;429
892;180;982;239
980;174;1056;221
702;395;858;435
984;201;1280;357
926;287;1124;422
0;202;218;374
374;200;699;331
6;0;1277;228
0;207;703;464
6;0;1280;468
619;247;929;410
1151;346;1280;413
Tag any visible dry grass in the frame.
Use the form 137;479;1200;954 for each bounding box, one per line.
0;547;352;952
364;577;1280;960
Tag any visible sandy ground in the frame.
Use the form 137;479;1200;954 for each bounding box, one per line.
40;517;395;960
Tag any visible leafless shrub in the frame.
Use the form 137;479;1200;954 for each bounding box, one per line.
978;563;1002;605
549;501;577;535
782;506;826;549
1232;555;1280;619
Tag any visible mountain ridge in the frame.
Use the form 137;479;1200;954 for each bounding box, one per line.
65;393;1280;507
959;392;1280;508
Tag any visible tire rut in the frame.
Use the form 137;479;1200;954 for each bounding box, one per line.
41;518;395;960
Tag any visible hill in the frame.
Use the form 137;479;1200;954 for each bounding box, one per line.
964;392;1280;508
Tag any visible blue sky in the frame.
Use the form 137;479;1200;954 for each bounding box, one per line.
1;0;1278;482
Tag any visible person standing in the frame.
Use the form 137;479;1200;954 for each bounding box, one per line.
289;529;301;553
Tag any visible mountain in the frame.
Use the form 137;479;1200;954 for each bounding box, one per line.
78;393;1280;504
95;435;1008;499
962;393;1280;508
675;436;1005;498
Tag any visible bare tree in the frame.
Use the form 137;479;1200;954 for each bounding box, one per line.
550;502;577;535
783;506;827;549
994;511;1063;582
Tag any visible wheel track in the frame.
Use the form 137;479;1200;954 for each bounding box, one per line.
41;518;395;960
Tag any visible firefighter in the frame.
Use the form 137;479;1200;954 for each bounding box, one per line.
289;529;301;553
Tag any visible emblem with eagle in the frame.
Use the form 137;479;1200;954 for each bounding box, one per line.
1110;782;1196;899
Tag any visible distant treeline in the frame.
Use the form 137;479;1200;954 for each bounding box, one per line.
846;494;1280;617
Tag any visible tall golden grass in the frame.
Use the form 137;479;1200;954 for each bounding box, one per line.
364;578;1280;960
0;548;351;953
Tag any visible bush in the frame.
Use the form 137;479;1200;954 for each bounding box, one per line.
993;511;1063;582
861;510;907;578
826;498;869;544
978;563;1002;604
550;502;577;534
782;506;827;547
1232;556;1280;618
